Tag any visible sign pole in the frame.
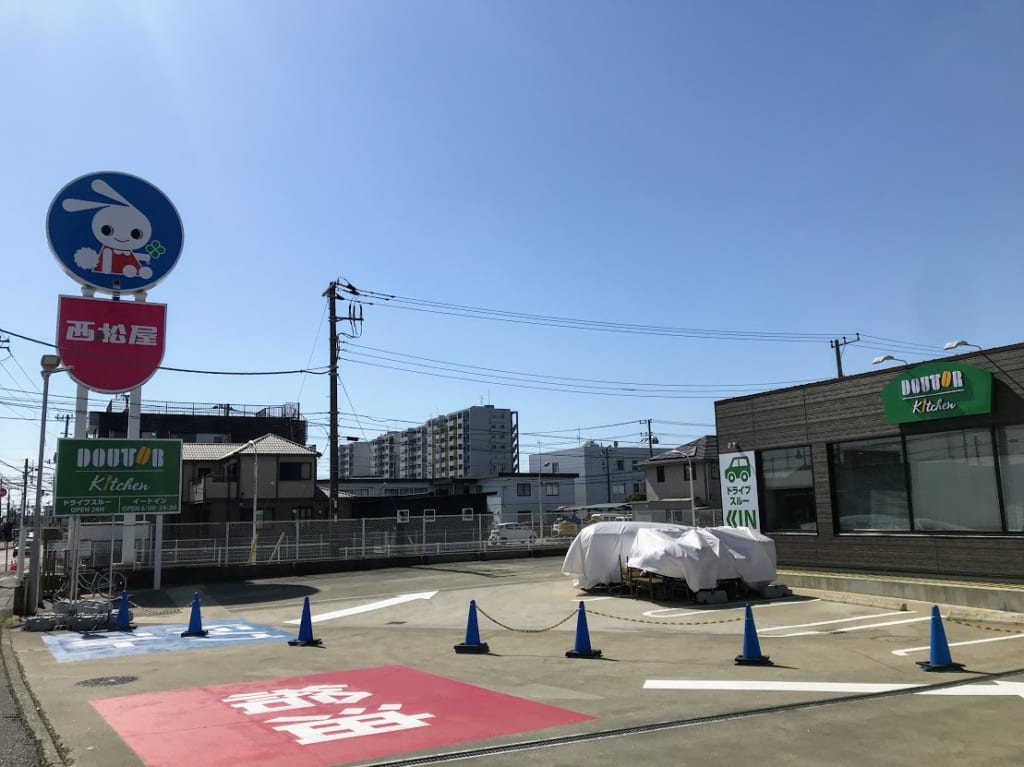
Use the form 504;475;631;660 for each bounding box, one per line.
120;384;142;566
68;381;90;601
47;171;184;597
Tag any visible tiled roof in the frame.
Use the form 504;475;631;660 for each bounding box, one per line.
182;434;319;462
222;434;319;457
642;435;718;465
182;443;239;461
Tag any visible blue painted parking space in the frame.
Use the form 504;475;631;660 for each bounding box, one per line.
42;622;294;663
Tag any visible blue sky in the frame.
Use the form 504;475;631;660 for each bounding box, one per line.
2;1;1023;502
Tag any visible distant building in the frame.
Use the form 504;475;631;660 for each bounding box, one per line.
340;405;519;480
181;434;323;525
640;435;720;506
339;440;372;478
88;400;309;446
530;441;659;505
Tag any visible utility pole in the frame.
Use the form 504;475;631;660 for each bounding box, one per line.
829;333;860;378
602;446;611;504
56;413;71;438
645;419;654;458
323;281;340;519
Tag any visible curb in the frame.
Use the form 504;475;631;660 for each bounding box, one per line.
0;590;68;767
793;585;1024;626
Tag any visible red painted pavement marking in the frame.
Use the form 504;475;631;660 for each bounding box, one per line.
92;665;595;767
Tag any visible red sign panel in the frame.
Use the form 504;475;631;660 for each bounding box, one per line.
92;666;595;767
56;295;166;393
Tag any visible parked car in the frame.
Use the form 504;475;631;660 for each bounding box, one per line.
487;522;537;545
12;530;34;557
584;513;628;525
551;519;580;538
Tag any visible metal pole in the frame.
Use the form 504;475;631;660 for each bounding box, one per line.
16;459;27;583
687;452;696;527
536;442;542;537
248;439;259;561
323;282;340;520
27;369;52;615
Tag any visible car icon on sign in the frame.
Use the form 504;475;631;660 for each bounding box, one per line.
725;456;751;482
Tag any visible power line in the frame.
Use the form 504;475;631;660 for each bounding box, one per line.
345;286;848;341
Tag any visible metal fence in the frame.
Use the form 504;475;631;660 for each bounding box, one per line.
50;509;724;573
63;515;549;571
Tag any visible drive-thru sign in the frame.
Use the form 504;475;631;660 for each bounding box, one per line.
719;450;761;530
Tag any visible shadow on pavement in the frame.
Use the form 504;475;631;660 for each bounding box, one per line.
195;581;320;606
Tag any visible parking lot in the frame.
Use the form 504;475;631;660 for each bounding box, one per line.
7;557;1024;766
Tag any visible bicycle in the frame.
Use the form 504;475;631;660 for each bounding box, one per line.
51;567;128;602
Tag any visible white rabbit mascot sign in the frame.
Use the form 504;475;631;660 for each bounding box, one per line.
47;171;184;294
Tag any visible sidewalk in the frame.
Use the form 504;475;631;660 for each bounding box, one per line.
0;571;61;767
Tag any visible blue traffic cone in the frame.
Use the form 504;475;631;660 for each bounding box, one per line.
114;591;133;632
454;599;490;654
288;596;323;647
180;592;209;638
916;605;965;672
735;603;773;666
566;601;602;659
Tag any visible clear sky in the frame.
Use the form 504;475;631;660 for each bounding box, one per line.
1;1;1023;508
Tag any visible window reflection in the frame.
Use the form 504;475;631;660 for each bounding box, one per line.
761;446;816;532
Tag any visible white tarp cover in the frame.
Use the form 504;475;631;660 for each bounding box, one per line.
562;521;776;591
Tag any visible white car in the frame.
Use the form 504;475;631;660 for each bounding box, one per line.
487;522;537;546
12;531;34;557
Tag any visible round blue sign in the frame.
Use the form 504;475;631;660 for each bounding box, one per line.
46;171;184;293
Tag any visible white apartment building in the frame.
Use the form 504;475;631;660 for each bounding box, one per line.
530;441;662;505
338;440;373;478
340;405;519;480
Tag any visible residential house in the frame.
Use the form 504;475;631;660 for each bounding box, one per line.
181;434;324;526
639;435;721;511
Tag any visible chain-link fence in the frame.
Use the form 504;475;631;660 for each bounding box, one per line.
43;511;725;575
54;514;550;570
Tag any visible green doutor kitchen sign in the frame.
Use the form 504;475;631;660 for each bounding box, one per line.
54;439;182;516
881;362;992;424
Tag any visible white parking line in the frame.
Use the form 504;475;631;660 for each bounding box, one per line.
644;679;1024;699
892;632;1024;656
644;680;923;693
760;611;912;632
829;616;931;633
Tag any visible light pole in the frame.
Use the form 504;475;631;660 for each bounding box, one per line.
944;340;982;352
246;439;259;547
872;355;908;366
27;354;71;615
538;461;551;539
684;446;697;527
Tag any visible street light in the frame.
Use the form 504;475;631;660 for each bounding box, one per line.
27;354;71;615
683;447;697;527
538;461;551;540
246;439;259;548
872;355;908;365
944;340;982;352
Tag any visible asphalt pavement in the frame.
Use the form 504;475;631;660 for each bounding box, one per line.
3;557;1024;767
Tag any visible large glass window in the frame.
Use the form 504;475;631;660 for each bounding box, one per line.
906;429;1001;532
832;437;910;531
998;425;1024;532
761;446;816;532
